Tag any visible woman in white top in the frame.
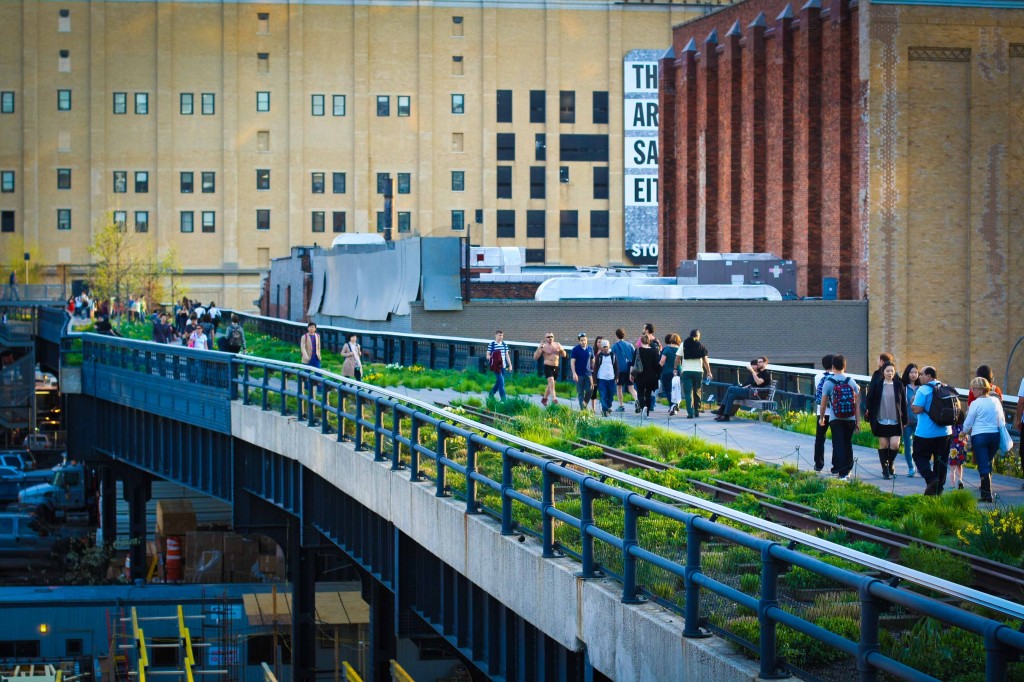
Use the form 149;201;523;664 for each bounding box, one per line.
962;377;1005;503
188;327;209;351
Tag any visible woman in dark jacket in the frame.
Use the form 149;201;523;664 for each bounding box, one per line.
633;333;662;418
864;362;907;479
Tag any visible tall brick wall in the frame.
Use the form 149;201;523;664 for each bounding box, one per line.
659;0;863;299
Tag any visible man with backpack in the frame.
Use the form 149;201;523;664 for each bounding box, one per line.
911;365;958;495
486;330;511;401
812;354;834;473
818;354;859;480
224;314;246;354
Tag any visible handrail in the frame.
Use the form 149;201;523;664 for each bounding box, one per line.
237;352;1024;623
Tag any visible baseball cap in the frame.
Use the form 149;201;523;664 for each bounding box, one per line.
578;332;587;338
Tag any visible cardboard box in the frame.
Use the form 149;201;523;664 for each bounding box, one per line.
156;499;197;536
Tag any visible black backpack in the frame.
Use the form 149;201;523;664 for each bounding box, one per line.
926;382;962;426
226;325;244;351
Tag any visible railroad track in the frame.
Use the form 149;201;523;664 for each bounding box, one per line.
452;403;1024;600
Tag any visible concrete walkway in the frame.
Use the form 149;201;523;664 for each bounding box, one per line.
385;385;1024;508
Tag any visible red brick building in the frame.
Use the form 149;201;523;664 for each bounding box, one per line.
658;0;862;299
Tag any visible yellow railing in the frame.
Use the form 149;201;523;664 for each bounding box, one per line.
390;660;414;682
341;662;363;682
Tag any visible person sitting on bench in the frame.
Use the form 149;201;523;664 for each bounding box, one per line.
715;357;772;422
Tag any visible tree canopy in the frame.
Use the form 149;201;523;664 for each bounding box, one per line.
87;215;180;308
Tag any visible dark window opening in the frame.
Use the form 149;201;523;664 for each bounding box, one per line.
559;90;575;124
559;210;578;238
526;210;545;238
590;210;609;238
529;90;545;123
496;209;515;238
529;166;545;199
496;133;515;161
496;166;512;199
496;89;512;123
592;91;609;124
559;134;609;162
593;166;609;199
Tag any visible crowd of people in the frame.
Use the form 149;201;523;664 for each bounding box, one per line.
145;298;246;354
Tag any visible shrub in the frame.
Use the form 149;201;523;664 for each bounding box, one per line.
739;572;761;596
898;543;973;589
881;618;987;681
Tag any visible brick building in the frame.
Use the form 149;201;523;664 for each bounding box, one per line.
659;0;1024;384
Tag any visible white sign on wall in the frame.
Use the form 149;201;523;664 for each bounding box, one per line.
623;53;660;264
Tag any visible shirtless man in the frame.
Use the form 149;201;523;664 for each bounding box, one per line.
533;332;566;406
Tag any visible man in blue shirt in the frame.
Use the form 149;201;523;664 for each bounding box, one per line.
911;366;954;495
570;333;594;411
611;328;637;411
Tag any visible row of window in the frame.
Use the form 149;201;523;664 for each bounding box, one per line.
501;165;609;200
446;209;608;239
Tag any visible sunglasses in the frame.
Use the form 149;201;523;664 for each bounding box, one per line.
545;335;554;339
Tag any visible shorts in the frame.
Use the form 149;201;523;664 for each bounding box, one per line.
617;371;633;387
543;365;559;379
871;423;902;438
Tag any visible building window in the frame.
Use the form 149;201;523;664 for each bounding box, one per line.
592;91;609;125
135;211;149;233
311;172;324;194
452;15;463;37
135;92;148;114
311;94;325;116
452;56;464;76
333;95;346;117
530;90;545;123
202;93;215;115
497;89;512;123
113;92;126;115
257;12;269;34
256;209;270;230
529;166;545;199
451;94;464;115
376;173;390;195
526;210;545;238
497;133;515;161
256;169;270;191
57;209;71;230
332;211;346;233
397;212;411;233
559;90;575;124
496;210;515;238
0;171;13;193
560;166;570;184
451;210;464;231
451;171;464;192
57;89;71;111
257;131;270;152
525;248;545;264
201;211;215;233
496;166;512;199
180;171;193;193
113;210;126;230
58;8;70;32
312;211;325;233
1;92;15;114
58;50;71;73
376;211;386;233
180;211;194;233
113;171;127;193
1;211;15;233
135;171;149;193
202;172;215;193
452;133;464;152
590;210;609;239
332;172;346;194
395;95;410;117
559;210;578;238
397;173;410;194
593;167;609;199
256;91;270;112
560;134;609;162
180;93;193;115
376;96;389;117
535;134;546;161
257;52;269;73
57;168;71;190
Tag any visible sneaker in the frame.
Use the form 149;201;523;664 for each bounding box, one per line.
837;474;851;481
635;404;641;414
813;467;823;473
616;406;625;412
882;472;890;480
668;405;678;416
957;481;964;490
642;407;649;418
541;397;548;406
908;471;916;478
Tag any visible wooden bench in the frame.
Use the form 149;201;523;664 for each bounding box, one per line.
737;380;779;421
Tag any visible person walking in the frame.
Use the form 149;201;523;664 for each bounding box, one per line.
7;271;18;301
633;333;661;418
900;364;920;477
533;332;566;406
486;330;512;401
300;321;322;369
593;340;618;416
659;334;680;415
223;314;246;354
819;354;860;481
611;328;637;412
186;323;208;350
570;333;595;411
341;334;363;381
864;362;907;479
588;336;604;412
962;377;1006;503
675;329;711;419
911;366;955;496
208;302;221;334
812;355;835;473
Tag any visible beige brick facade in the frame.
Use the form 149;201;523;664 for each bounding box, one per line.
863;4;1024;386
0;0;706;309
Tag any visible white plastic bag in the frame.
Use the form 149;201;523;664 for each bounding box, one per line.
671;375;682;404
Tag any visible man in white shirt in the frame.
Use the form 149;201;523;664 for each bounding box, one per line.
812;354;834;473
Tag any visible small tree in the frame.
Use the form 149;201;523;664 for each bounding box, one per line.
88;213;181;311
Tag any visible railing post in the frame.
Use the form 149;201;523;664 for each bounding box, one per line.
578;480;595;578
435;425;448;497
983;624;1011;682
501;449;514;535
857;579;881;682
373;400;385;462
429;342;437;369
391;407;403;470
541;467;556;558
683;518;710;638
409;417;420;480
622;496;641;603
354;393;364;451
758;543;785;679
321;383;330;434
307;373;317;427
465;439;478;514
337;386;348;443
447;344;456;370
242;362;251;404
280;371;288;415
261;366;269;410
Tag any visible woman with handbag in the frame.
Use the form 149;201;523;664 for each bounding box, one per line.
962;377;1009;503
632;333;661;418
